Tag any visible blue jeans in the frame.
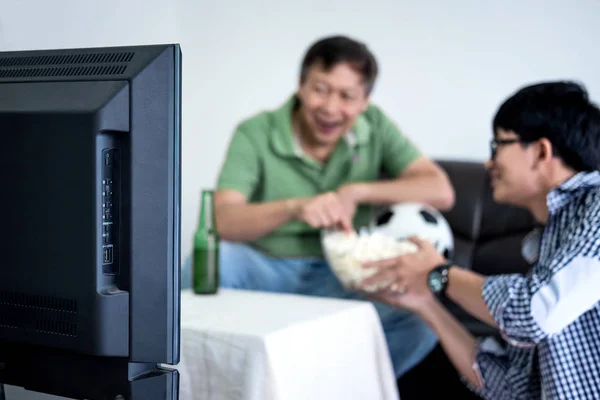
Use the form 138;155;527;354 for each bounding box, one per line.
181;241;438;378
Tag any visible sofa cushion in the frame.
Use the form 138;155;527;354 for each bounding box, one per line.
473;234;532;276
436;160;485;242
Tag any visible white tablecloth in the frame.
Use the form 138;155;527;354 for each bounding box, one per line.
176;289;399;400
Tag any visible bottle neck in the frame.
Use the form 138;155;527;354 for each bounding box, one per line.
199;191;215;233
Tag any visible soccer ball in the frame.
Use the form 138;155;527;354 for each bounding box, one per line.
371;202;454;258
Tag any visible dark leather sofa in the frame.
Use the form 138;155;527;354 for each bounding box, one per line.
398;159;538;400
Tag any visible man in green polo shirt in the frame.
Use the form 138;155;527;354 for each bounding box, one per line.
213;36;455;380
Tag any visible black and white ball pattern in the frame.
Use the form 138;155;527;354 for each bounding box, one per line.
372;202;454;259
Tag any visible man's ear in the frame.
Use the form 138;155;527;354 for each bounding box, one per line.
532;138;554;170
538;138;554;162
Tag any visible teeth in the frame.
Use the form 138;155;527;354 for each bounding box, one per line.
316;117;340;126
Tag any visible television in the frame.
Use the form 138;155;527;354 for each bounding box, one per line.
0;44;182;400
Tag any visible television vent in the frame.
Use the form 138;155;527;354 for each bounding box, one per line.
0;290;78;337
0;65;127;78
0;51;134;78
0;52;134;67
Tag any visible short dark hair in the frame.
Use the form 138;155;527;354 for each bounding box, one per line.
493;81;600;172
299;35;378;94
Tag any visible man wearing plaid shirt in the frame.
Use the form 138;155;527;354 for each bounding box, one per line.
360;81;600;399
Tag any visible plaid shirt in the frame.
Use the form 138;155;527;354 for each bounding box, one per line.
468;171;600;400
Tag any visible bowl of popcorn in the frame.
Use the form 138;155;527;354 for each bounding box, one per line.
321;229;419;292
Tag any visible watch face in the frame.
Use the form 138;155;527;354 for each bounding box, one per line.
428;271;444;293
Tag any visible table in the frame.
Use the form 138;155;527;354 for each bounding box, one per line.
176;289;400;400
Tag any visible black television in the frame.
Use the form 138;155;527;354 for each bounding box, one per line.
0;44;181;400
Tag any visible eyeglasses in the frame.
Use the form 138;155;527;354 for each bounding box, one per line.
490;138;524;159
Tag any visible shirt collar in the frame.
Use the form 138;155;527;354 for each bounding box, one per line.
521;226;543;264
291;130;360;157
547;171;600;214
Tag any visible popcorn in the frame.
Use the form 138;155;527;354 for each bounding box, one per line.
321;229;418;292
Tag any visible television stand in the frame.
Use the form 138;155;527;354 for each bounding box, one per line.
0;343;178;400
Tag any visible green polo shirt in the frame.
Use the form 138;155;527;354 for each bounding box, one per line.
217;96;420;258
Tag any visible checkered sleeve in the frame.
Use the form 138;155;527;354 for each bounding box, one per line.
483;236;600;346
482;273;545;346
461;337;541;400
457;337;505;398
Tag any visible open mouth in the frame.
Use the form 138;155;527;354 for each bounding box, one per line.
315;117;343;134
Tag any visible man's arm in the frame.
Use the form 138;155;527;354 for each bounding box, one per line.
419;296;527;399
446;267;498;328
214;190;302;242
418;297;484;391
342;156;455;211
348;108;455;211
422;298;522;399
215;190;353;242
214;127;303;242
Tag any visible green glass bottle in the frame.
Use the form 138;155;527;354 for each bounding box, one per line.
193;189;219;294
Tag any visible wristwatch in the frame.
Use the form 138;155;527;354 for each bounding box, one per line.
427;263;452;295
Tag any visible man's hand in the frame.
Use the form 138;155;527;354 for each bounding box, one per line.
295;192;354;232
359;237;446;312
